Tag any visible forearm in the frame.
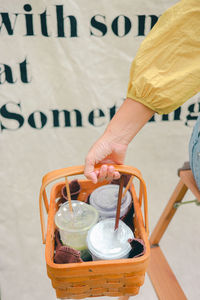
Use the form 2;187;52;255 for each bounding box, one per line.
104;98;154;145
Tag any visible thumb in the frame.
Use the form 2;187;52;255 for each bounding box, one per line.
84;157;98;184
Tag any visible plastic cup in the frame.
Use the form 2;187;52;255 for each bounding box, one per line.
87;218;134;261
55;200;99;260
89;184;132;220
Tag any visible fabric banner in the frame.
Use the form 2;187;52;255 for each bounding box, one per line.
0;1;199;299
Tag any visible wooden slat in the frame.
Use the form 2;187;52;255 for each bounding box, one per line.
179;169;200;203
150;179;188;245
148;246;187;300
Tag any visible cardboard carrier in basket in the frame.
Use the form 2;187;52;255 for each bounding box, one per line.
39;165;150;299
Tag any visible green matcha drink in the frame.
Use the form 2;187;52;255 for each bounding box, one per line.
55;200;99;260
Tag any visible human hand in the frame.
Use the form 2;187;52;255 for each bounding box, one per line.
84;98;154;183
84;133;128;183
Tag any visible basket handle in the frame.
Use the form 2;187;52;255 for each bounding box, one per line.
39;165;149;244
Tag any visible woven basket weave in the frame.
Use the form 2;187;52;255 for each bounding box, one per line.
39;165;150;299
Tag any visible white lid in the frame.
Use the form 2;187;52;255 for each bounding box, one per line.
89;185;132;218
55;200;99;232
87;218;134;260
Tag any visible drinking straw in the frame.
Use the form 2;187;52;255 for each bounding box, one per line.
65;176;73;213
115;175;125;231
122;175;134;198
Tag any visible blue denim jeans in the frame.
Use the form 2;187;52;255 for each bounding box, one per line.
189;115;200;190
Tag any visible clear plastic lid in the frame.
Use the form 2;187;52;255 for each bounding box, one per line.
55;200;99;232
89;185;132;218
87;218;134;260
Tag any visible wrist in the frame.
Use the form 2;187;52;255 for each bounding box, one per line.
104;125;132;146
103;98;154;145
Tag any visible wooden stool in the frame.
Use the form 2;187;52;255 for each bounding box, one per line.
147;162;200;300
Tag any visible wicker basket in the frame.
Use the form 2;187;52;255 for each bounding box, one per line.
39;165;150;299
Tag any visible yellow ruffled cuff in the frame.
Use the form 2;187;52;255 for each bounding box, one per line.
127;0;200;115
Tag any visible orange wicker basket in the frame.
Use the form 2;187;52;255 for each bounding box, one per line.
39;165;150;299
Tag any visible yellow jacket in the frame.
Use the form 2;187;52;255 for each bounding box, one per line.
127;0;200;114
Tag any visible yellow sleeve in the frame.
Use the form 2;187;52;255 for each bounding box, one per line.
127;0;200;115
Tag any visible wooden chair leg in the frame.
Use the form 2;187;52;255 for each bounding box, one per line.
148;246;187;300
150;179;188;245
148;177;188;300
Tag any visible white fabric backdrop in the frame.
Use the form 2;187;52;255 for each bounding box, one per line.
0;1;200;299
